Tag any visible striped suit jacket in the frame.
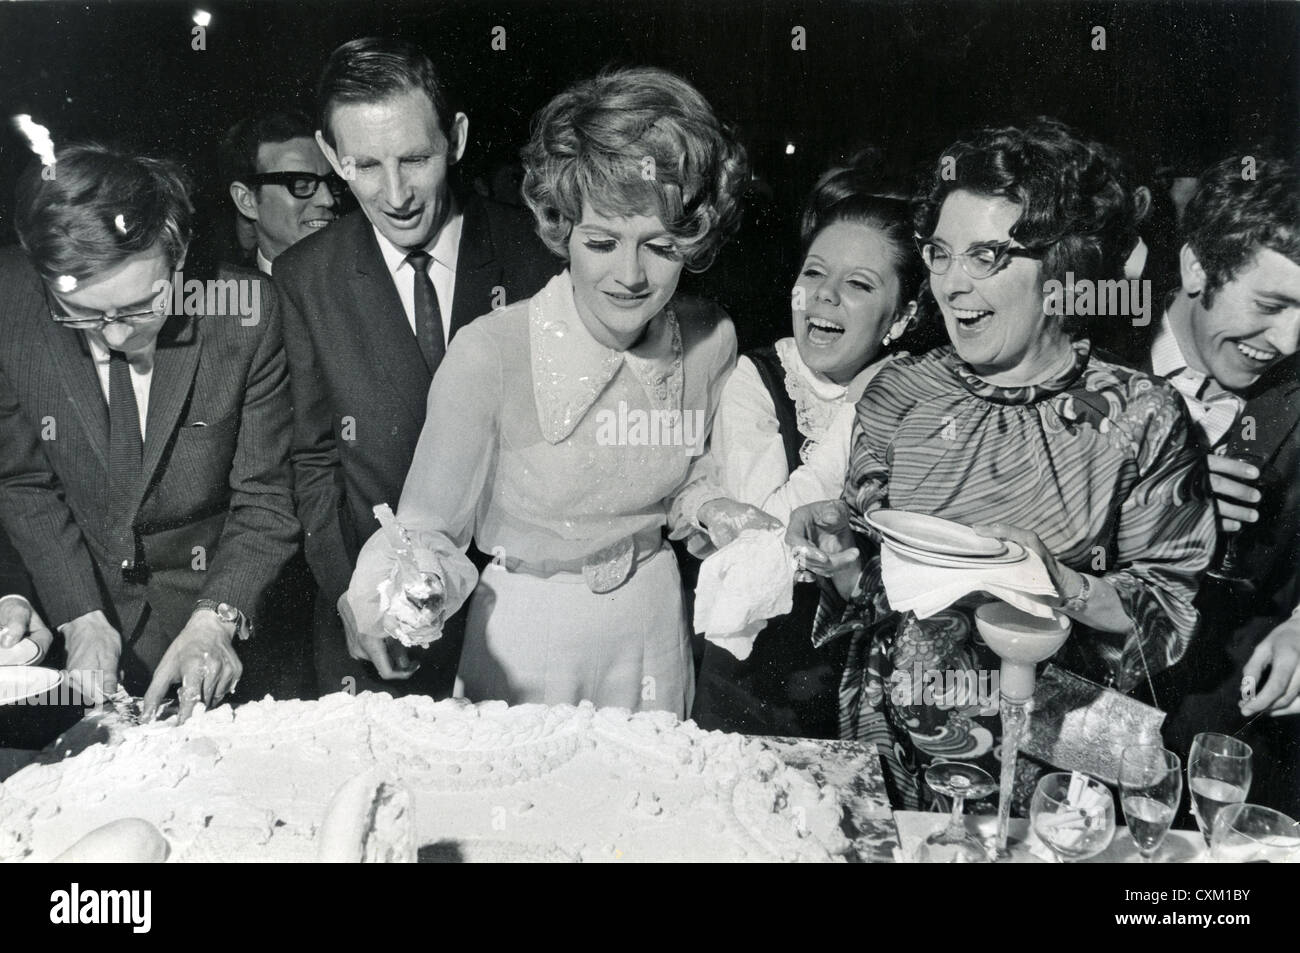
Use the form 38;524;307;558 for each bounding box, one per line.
0;248;299;687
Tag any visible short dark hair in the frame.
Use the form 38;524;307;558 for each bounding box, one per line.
914;117;1141;289
317;37;454;147
14;142;192;282
1182;152;1300;308
800;161;925;314
220;109;316;189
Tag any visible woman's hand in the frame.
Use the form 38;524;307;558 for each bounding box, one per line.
786;500;862;600
697;498;784;549
972;522;1082;601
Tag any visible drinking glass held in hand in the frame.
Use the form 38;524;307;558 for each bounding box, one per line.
1209;803;1300;863
1030;772;1116;863
1119;745;1182;862
1188;732;1252;849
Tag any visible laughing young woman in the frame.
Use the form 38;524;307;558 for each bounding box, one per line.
344;67;772;716
691;163;925;738
787;119;1217;809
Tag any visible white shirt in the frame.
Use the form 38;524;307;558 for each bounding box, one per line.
256;247;273;276
372;205;463;346
84;334;152;442
706;336;897;524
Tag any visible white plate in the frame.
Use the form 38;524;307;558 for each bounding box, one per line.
865;510;1006;557
0;638;40;666
0;666;62;706
882;536;1027;569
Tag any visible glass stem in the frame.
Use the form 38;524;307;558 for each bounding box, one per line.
946;794;966;839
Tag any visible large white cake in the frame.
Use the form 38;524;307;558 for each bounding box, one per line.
0;692;856;862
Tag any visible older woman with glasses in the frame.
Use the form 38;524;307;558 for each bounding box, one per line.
787;118;1217;809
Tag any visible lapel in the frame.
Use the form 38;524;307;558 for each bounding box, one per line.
449;192;500;341
138;314;201;506
41;317;111;473
346;216;431;425
1230;361;1300;465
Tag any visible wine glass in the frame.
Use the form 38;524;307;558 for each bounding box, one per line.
1030;771;1116;863
1119;745;1182;862
1188;732;1252;849
1205;451;1265;592
914;761;997;863
1209;803;1300;863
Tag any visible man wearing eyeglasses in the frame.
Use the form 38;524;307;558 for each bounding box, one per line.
220;110;341;275
275;38;559;698
0;143;298;724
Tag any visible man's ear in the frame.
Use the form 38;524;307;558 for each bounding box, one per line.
447;113;469;166
229;182;259;221
1179;242;1207;297
317;131;348;179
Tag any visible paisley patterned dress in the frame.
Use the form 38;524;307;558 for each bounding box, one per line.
813;341;1217;810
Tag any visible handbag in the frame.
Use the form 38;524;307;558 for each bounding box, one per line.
1020;663;1166;786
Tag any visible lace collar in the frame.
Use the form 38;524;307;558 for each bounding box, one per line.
530;271;682;443
944;338;1092;406
774;336;884;442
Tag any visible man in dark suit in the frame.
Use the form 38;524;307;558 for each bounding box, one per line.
1115;154;1300;817
275;37;558;697
0;526;51;664
0;143;299;720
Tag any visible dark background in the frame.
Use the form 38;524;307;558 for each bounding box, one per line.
1;0;1297;338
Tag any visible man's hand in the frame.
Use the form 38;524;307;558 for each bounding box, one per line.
1240;618;1300;717
339;593;419;682
142;609;243;723
697;498;784;549
63;610;122;703
1206;454;1261;534
785;500;861;600
0;595;53;663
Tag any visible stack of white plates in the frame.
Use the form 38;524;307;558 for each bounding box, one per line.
864;509;1027;570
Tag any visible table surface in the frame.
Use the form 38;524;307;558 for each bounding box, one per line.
895;810;1210;863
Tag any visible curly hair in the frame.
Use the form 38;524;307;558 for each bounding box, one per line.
800;161;926;314
1182;152;1300;308
14;142;193;282
520;66;748;273
914;117;1143;289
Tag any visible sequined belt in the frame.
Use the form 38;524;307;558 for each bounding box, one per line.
488;529;666;594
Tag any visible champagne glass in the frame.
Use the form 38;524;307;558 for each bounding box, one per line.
1030;771;1116;863
1119;745;1182;862
1209;803;1300;863
1188;732;1252;849
914;761;997;863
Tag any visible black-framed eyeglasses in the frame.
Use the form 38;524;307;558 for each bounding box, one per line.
45;281;169;331
915;235;1044;279
244;171;347;199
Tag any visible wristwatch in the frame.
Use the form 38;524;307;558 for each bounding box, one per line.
1057;572;1092;614
194;599;252;640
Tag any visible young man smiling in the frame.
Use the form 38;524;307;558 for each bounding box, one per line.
1143;154;1300;817
274;37;558;698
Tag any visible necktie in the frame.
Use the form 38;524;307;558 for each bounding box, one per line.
108;349;142;569
405;250;446;376
1168;369;1243;448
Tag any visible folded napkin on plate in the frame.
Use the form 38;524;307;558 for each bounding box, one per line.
694;529;796;660
880;543;1060;619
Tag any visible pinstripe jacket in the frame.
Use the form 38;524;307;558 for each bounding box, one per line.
0;248;298;680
